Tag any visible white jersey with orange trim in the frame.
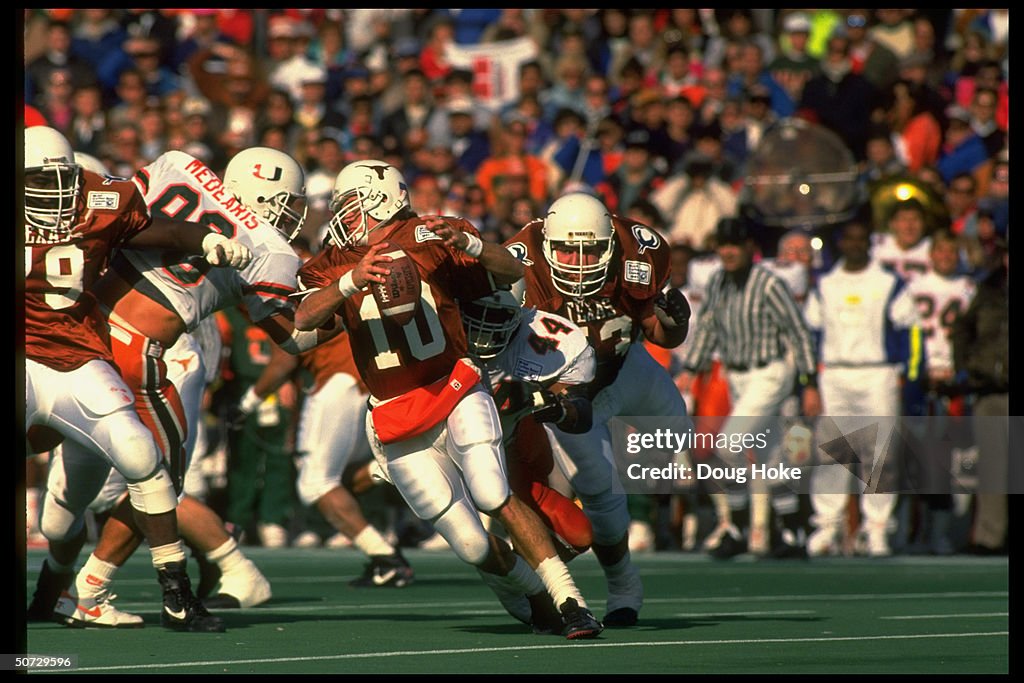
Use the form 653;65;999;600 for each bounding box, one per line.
108;151;301;331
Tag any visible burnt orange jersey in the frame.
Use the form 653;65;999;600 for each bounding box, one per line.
25;171;151;371
297;216;494;400
504;215;670;391
299;330;368;394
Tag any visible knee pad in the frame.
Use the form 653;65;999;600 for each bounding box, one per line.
452;438;509;513
431;501;491;565
39;492;84;542
577;488;630;546
94;410;164;483
126;465;178;515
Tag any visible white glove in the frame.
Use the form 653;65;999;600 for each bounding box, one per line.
202;232;252;269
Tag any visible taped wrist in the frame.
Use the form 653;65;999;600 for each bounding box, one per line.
461;232;484;258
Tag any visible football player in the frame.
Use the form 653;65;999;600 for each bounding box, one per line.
37;147;324;628
24;126;248;632
454;286;598;627
293;159;602;639
503;191;691;627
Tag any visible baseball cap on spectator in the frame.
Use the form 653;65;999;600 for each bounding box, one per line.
693;121;723;142
394;36;421;59
945;104;971;124
447;96;474;117
300;64;328;86
182;96;212;118
343;65;370;81
268;16;296;40
624;129;652;152
783;13;811;34
715;217;750;245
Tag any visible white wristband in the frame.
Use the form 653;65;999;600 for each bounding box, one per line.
239;386;262;414
461;232;484;258
337;271;360;298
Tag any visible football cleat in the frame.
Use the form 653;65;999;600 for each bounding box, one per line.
349;551;414;588
559;598;603;640
708;526;747;560
53;587;144;629
202;558;272;609
158;561;226;632
26;561;74;622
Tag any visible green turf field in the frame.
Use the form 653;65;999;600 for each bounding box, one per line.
25;547;1008;674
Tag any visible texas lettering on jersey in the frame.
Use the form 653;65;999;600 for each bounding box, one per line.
25;170;151;371
297;216;493;400
504;216;670;375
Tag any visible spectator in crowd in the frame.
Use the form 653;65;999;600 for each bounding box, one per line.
606;129;665;217
870;9;916;62
797;28;876;161
936;106;992;194
769;12;820;109
66;82;107;157
843;10;900;91
944;173;981;239
33;67;77;135
951;240;1008;556
968;87;1006;160
27;18;95;97
652;152;739;251
475;118;550;212
882;79;943;175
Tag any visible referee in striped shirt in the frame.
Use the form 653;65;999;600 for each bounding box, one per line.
680;217;821;558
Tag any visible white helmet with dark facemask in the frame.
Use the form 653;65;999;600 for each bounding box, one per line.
461;289;523;360
25;126;82;238
328;159;410;248
542;192;615;298
224;147;308;241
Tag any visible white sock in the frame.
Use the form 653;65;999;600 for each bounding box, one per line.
353;525;394;557
76;553;118;599
206;537;245;573
506;555;545;597
535;556;585;608
150;540;187;568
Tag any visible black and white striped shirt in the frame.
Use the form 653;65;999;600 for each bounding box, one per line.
683;263;817;375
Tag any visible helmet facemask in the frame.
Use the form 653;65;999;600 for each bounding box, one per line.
25;162;81;239
262;189;308;242
461;290;523;360
543;237;615;298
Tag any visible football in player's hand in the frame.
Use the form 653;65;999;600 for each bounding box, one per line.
371;243;421;326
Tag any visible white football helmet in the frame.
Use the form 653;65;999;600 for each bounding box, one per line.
73;152;111;176
328;159;410;248
224;147;307;241
25;126;82;236
542;192;616;298
461;289;523;360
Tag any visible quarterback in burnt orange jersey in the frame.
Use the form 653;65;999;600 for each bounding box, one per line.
293;160;602;639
